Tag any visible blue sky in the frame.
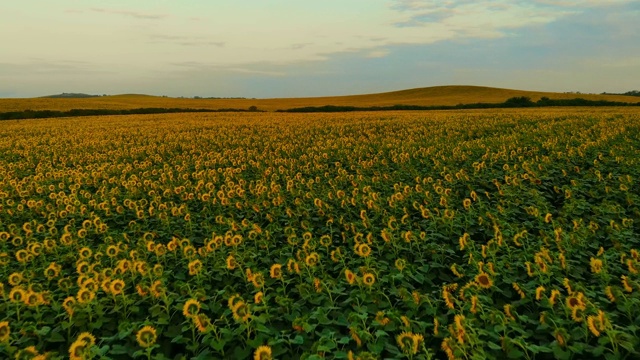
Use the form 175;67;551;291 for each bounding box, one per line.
1;0;638;98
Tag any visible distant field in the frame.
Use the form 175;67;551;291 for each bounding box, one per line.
1;108;640;359
1;85;639;112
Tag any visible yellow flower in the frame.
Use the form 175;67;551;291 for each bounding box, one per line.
194;314;212;333
109;279;125;295
269;264;282;279
356;243;371;257
397;331;419;355
77;288;95;304
622;275;633;292
69;339;89;360
605;286;615;302
253;345;272;360
535;286;545;301
504;304;515;321
254;291;264;304
587;316;601;337
8;272;23;286
226;255;237;270
475;272;493;289
566;292;586;311
549;289;560;307
251;273;265;289
77;332;96;347
63;296;76;316
0;321;10;343
362;273;375;287
136;325;157;348
232;300;251;323
345;269;357;285
305;252;319;267
180;298;200;319
512;282;525;299
555;330;566;347
188;259;202;276
442;288;455;309
395;258;406;271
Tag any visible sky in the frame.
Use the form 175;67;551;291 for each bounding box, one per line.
1;0;638;98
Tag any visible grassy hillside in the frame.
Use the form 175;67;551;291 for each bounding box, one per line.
1;85;639;112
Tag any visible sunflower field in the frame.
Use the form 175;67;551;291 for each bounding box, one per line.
1;109;639;360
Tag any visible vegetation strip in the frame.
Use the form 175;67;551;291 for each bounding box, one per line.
277;97;640;112
1;96;638;120
0;108;260;121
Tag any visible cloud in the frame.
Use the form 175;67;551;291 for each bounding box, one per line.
148;34;225;47
365;49;390;58
168;61;286;77
90;8;167;20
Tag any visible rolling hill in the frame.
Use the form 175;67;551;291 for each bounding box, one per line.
1;85;639;112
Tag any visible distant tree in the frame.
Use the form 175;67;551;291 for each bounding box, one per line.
505;96;535;107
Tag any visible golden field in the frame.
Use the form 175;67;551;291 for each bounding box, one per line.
1;85;639;112
1;108;640;359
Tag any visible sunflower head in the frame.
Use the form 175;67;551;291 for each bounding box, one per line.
363;273;376;287
269;264;282;279
397;331;419;355
183;299;201;318
475;272;493;289
232;301;251;323
136;325;157;348
254;345;272;360
345;269;357;285
0;321;10;343
109;279;125;295
194;314;212;333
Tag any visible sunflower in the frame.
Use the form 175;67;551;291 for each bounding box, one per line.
251;273;265;289
605;286;615;302
63;296;76;316
69;339;89;360
194;313;212;333
8;272;23;286
77;288;95;304
76;332;96;348
566;292;586;311
9;287;27;303
587;316;601;337
397;332;419;355
254;291;264;304
226;255;237;270
232;301;251;323
44;263;61;280
269;264;282;279
554;329;566;347
362;273;376;287
109;279;125;295
475;272;493;289
395;258;406;271
76;261;90;275
18;346;40;359
188;259;202;276
305;252;319;267
79;247;92;259
25;291;40;307
136;325;157;348
622;275;633;292
345;269;357;285
180;299;201;318
356;243;371;257
149;280;164;298
254;345;272;360
0;321;10;343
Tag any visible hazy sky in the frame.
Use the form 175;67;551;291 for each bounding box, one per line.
1;0;638;98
